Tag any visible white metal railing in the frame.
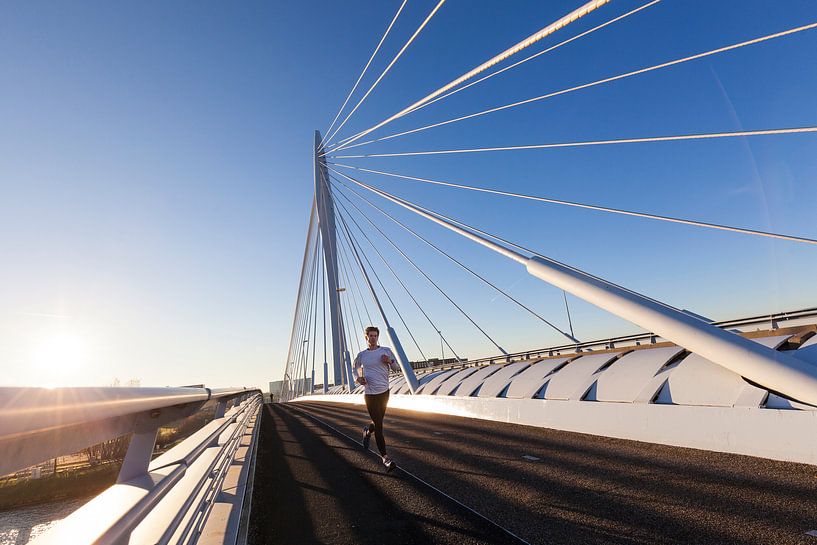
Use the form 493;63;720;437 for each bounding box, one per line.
407;307;817;374
0;386;262;545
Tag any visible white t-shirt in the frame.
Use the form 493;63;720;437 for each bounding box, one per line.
353;346;400;395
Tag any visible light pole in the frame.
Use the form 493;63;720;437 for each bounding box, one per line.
336;287;355;392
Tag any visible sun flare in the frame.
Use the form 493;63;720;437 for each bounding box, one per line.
31;333;88;385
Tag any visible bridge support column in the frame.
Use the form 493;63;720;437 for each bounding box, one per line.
315;130;349;390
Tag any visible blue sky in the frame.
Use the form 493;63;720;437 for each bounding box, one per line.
1;1;815;390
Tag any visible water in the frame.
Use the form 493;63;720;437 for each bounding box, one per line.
0;497;90;545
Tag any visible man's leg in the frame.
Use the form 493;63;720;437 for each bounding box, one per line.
365;392;389;455
363;395;376;450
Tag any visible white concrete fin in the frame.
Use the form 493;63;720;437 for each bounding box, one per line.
766;338;817;410
478;361;533;398
416;368;465;395
582;382;599;401
654;335;791;407
753;334;793;349
434;367;482;396
390;375;407;394
505;357;573;399
594;346;684;403
544;353;619;401
450;364;503;397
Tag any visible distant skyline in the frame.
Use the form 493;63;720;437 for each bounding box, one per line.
1;1;816;390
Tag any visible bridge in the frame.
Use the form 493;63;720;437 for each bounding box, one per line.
3;1;817;543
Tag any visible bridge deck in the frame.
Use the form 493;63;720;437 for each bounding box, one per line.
250;402;817;545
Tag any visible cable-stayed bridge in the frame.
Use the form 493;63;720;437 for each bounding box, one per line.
3;1;817;543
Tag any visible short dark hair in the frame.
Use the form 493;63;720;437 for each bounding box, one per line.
364;326;379;335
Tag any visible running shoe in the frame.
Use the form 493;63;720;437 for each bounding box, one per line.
382;454;395;473
362;426;371;450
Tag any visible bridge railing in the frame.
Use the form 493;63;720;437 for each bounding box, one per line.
403;307;817;376
0;386;262;545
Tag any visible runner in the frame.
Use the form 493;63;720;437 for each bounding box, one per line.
353;325;400;472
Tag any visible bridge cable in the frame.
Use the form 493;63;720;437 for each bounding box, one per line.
306;240;322;394
332;169;688;318
283;202;318;397
320;168;371;344
330;171;579;342
324;171;431;362
295;238;320;397
310;237;321;393
340;264;362;356
318;168;357;388
334;198;431;363
301;240;321;396
563;291;576;340
291;234;316;397
332;125;817;159
322;0;448;147
321;0;409;147
329;177;507;356
336;244;367;351
320;235;328;389
338;253;366;348
331;163;817;246
336;202;445;364
329;21;817;153
338;240;375;325
333;191;431;364
330;183;467;362
324;0;611;151
398;0;660;120
330;199;364;361
327;0;655;153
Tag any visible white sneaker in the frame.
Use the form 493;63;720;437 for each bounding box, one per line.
382;454;395;473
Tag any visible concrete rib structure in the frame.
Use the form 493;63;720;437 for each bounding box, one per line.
299;309;817;465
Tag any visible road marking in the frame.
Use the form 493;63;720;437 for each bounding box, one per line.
522;455;540;461
806;530;817;537
433;431;444;435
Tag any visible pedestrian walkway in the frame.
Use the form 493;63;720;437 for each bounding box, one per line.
250;402;817;544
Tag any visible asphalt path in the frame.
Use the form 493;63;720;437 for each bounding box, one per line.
250;401;817;544
248;403;523;545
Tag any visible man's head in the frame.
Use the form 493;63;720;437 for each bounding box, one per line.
364;326;379;347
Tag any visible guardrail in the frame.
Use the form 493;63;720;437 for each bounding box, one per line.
0;386;262;545
406;307;817;375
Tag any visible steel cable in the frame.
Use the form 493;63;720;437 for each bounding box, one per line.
327;0;610;150
329;21;817;153
331;163;817;246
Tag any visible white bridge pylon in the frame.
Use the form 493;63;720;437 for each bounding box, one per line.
313;130;420;394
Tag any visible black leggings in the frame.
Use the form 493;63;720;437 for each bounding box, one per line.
364;391;390;455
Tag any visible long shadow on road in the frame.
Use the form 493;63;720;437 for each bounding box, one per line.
295;400;817;545
248;403;520;545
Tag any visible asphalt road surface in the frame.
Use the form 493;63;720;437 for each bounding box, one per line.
249;401;817;545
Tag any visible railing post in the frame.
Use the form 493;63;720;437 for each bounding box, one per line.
117;413;161;484
214;398;228;419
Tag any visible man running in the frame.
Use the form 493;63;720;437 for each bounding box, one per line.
353;325;400;472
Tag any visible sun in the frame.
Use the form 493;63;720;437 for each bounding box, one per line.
31;333;88;386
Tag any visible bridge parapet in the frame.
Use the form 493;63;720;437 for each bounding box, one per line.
0;385;262;545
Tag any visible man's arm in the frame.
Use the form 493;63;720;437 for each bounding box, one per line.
353;352;366;384
386;348;401;373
